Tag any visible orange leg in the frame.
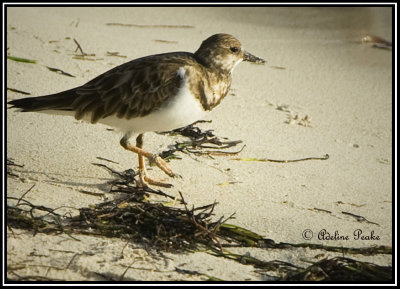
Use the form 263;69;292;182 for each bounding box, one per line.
120;133;176;188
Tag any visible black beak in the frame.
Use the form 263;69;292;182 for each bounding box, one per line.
243;51;266;64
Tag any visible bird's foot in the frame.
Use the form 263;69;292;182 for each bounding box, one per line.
120;135;180;188
137;169;173;188
148;154;179;178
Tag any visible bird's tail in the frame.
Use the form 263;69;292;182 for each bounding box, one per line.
8;88;78;112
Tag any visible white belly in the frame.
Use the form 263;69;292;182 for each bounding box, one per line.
97;79;206;134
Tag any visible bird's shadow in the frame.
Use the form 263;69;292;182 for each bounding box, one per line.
7;161;126;194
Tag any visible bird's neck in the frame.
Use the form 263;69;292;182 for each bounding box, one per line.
189;67;232;111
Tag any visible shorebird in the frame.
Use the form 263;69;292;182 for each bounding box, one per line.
8;33;265;188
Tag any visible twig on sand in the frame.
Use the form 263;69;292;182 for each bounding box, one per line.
232;154;329;163
106;23;194;29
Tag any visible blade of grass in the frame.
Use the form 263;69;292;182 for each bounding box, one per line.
7;55;37;64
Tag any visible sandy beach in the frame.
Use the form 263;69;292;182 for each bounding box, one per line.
6;6;393;282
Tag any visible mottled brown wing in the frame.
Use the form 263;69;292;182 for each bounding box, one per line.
72;53;192;123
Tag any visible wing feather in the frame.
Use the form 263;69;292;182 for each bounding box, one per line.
71;53;193;123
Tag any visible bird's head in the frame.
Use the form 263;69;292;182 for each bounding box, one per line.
194;33;265;74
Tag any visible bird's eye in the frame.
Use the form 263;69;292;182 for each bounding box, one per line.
230;47;239;53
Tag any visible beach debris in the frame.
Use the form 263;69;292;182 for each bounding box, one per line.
7;159;24;178
376;158;390;165
7;159;391;281
335;201;366;208
8;54;75;79
92;162;138;188
159;120;244;160
361;35;392;50
46;66;75;77
341;211;380;226
96;156;119;164
78;189;105;197
106;51;127;58
232;154;329;163
73;38;89;56
16;184;36;206
153;39;179;44
7;159;24;168
270;65;286;70
210;242;391;281
174;267;206;278
281;257;392;281
217;181;241;186
7;55;36;64
311;207;332;214
7;186;232;252
7;88;31;95
72;38;98;60
6;124;389;281
72;56;104;61
7;181;392;281
106;23;194;29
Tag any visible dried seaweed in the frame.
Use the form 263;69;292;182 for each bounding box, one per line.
7;178;392;281
46;66;75;77
7;158;24;178
7;188;229;252
232;154;329;163
282;257;392;281
7;163;392;280
159;120;244;160
7;88;31;95
211;249;300;274
341;211;380;226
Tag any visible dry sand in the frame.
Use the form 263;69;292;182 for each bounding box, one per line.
6;6;393;282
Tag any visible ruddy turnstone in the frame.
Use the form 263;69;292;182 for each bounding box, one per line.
8;33;265;188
